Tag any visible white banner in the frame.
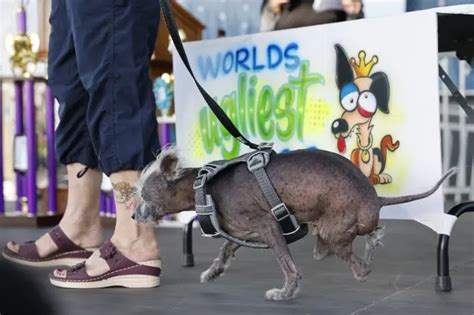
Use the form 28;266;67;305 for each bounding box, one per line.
174;5;474;234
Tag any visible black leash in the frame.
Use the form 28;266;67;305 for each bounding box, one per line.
158;0;259;150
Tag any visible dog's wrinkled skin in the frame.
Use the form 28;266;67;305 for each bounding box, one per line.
133;147;454;301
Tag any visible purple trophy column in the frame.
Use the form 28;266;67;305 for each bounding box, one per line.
46;86;57;214
14;81;24;212
17;6;27;33
161;123;169;146
105;193;112;216
0;81;4;214
25;80;37;215
100;191;106;216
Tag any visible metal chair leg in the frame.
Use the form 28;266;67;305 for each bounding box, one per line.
435;201;474;291
183;216;197;267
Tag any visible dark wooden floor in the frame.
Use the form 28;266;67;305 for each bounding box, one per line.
0;216;473;315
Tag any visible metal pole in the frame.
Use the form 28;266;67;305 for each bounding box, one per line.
0;81;4;215
14;81;24;213
435;202;474;291
182;216;197;267
46;86;57;214
25;79;37;215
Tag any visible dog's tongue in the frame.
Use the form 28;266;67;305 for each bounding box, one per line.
337;137;346;153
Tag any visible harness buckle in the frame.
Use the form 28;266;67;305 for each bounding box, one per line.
193;174;207;190
247;151;271;172
271;203;291;221
271;203;301;235
198;164;217;177
257;142;274;150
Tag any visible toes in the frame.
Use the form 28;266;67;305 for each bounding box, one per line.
7;241;19;253
53;268;67;279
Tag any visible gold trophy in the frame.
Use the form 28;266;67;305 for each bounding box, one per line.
5;0;39;78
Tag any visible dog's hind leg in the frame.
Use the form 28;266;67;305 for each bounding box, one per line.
261;221;301;301
363;226;385;268
200;241;240;283
331;241;371;282
328;228;374;282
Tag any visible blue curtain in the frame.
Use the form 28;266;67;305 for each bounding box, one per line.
177;0;263;39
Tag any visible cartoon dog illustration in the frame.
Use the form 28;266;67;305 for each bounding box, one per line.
331;44;399;185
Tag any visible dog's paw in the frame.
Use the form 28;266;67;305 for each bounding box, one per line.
313;245;330;261
353;272;370;282
352;263;371;282
264;288;298;301
200;268;222;283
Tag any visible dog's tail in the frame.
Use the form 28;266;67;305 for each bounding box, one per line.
380;135;400;165
378;168;457;207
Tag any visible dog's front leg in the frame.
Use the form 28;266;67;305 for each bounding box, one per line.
261;221;301;301
201;240;240;283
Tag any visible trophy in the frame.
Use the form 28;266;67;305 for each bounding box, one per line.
5;0;39;78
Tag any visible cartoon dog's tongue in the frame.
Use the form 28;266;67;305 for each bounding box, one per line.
337;137;346;153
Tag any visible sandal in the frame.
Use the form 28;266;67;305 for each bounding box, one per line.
2;226;95;267
49;241;161;289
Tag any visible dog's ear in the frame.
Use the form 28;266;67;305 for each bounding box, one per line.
370;72;390;114
335;44;354;89
160;153;179;180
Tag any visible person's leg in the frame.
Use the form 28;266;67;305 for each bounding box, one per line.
84;171;159;277
53;0;161;279
6;0;103;259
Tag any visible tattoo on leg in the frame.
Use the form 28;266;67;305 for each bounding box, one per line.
112;182;138;210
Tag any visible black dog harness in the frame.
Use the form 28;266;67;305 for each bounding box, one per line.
194;144;308;248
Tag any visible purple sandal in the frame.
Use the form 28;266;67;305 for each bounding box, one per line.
49;241;161;289
2;226;95;267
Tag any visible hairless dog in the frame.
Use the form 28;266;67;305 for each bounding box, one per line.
133;147;454;300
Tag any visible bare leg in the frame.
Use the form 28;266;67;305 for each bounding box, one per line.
201;240;240;283
83;170;160;277
261;221;301;301
7;164;103;256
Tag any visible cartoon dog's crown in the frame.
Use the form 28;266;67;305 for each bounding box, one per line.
350;51;378;77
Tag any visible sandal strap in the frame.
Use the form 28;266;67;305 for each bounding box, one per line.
48;226;83;252
17;242;40;260
99;241;136;270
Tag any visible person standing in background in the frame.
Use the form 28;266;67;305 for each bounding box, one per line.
260;0;363;32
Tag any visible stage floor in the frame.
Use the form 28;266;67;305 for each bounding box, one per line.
0;217;473;315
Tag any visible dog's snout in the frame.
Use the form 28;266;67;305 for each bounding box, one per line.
331;119;349;135
131;212;136;220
